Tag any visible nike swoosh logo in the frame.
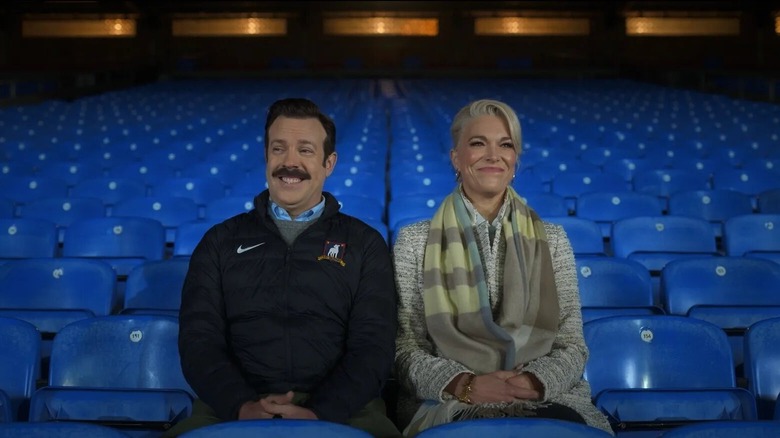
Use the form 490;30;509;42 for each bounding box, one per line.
236;242;265;254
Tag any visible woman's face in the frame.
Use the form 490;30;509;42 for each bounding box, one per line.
451;114;518;202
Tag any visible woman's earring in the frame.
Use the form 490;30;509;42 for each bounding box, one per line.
455;170;461;181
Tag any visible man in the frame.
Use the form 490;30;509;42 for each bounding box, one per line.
170;98;399;437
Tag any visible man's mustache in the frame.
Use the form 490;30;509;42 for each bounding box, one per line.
272;167;311;180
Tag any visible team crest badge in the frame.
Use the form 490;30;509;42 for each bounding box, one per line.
317;240;347;266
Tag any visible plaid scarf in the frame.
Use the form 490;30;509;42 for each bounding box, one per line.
422;186;559;374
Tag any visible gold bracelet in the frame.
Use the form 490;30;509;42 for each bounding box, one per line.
456;373;476;404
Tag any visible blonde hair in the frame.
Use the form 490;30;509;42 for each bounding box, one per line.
449;99;522;158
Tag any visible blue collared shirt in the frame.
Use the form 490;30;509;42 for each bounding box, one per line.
269;196;326;222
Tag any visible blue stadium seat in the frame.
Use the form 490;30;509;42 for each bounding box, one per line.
661;257;780;376
179;419;371;438
723;214;780;264
152;177;227;206
744;317;780;419
659;420;780;438
611;216;718;273
576;191;664;238
527;160;601;185
112;196;200;244
336;194;385;223
229;172;268;198
576;258;662;323
519;192;569;218
0;199;13;218
0;422;132;437
0;176;69;205
21;197;105;243
545;216;606;257
668;190;754;238
632;169;711;208
414;418;612;438
584;315;756;433
511;170;548;194
112;161;177;187
123;259;190;317
0;258;118;337
62;217;166;277
0;317;40;422
29;315;193;434
389;171;451;200
0;218;58;262
203;196;254;222
551;171;628;212
711;168;780;204
71;177;147;207
173;220;216;258
36;161;103;188
388;194;445;231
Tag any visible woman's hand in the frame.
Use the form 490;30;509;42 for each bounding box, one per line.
445;370;540;404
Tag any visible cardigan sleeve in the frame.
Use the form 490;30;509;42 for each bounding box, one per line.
520;223;590;401
393;222;473;402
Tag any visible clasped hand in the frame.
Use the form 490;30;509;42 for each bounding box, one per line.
466;370;541;404
238;391;318;420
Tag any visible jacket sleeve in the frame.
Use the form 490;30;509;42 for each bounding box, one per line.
521;223;590;401
393;223;473;402
303;226;398;423
178;227;258;421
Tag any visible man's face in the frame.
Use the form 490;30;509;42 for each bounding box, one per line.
265;116;336;218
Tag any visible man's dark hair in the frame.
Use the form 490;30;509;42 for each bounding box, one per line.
264;98;336;165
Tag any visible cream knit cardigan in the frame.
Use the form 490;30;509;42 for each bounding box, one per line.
392;219;613;434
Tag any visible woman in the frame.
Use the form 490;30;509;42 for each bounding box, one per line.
392;99;612;436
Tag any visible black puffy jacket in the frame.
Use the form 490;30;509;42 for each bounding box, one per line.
179;190;397;423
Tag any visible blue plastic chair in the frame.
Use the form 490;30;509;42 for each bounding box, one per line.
659;420;780;438
584;315;756;433
545;216;606;257
388;194;445;231
632;169;711;207
0;199;13;218
122;259;190;317
0;258;118;337
576;258;662;323
0;218;58;262
112;196;200;243
712;168;780;199
71;177;147;207
576;191;664;238
668;190;754;238
62;217;166;277
519;192;569;218
336;194;385;223
0;422;131;437
21;197;105;243
389;171;452;199
203;196;254;222
415;418;612;438
179;419;371;437
173;220;216;258
611;216;718;273
661;257;780;376
0;176;69;205
151;177;227;206
758;188;780;213
551;171;628;212
29;315;193;433
326;172;386;203
723;214;780;264
0;317;40;422
36;161;103;187
744;317;780;419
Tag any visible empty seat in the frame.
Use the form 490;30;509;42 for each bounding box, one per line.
0;317;40;422
71;177;147;207
668;190;754;238
576;191;663;238
151;177;227;206
337;194;385;223
0;218;58;262
0;176;69;205
21;197;105;243
326;172;386;203
0;422;132;437
112;196;200;243
413;418;612;438
712;168;780;200
388;194;445;231
388;171;451;200
744;317;780;419
62;217;166;277
519;192;568;217
545;217;606;257
203;196;254;222
724;214;780;264
632;169;711;208
551;171;627;211
662;257;780;375
178;419;372;438
0;199;13;218
758;188;780;213
123;259;190;317
576;258;661;323
173;220;217;258
584;315;756;433
29;315;193;433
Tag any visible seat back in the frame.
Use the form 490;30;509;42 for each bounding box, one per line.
744;317;780;419
659;420;780;438
576;191;664;237
724;214;780;257
584;315;735;396
0;218;58;260
63;217;165;268
0;317;40;422
71;177;147;206
336;194;385;223
173;220;216;257
123;259;189;316
0;422;131;437
48;315;192;393
545;216;605;256
576;257;655;308
151;177;227;206
179;419;373;438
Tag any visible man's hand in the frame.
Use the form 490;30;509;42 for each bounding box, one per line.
238;392;296;420
259;392;318;419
